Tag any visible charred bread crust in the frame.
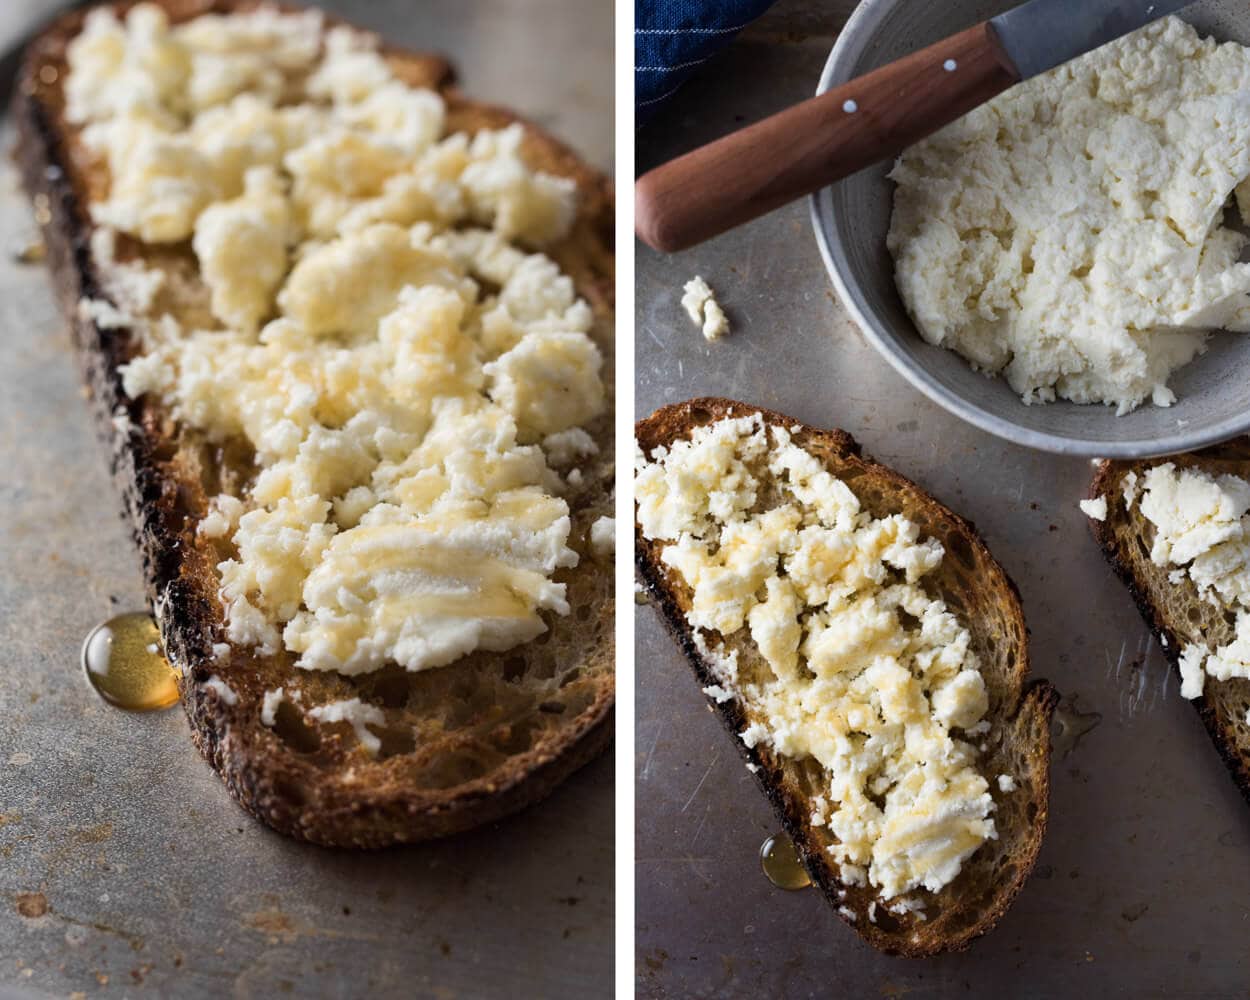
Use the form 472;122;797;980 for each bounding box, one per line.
14;0;614;846
635;397;1056;955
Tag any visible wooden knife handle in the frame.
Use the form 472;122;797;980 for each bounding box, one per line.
635;23;1019;253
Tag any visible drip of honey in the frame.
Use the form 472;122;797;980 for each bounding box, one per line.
82;613;179;711
11;239;46;265
759;833;812;891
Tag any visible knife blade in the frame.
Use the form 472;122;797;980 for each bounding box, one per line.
991;0;1193;81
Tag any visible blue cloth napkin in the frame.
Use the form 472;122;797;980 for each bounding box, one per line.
635;0;777;125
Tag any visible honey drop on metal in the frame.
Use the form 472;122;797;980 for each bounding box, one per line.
759;833;812;891
82;613;179;712
11;239;46;265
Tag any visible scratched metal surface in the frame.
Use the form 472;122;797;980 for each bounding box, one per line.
635;2;1250;995
0;1;613;997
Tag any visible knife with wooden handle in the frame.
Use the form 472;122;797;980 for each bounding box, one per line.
635;0;1193;253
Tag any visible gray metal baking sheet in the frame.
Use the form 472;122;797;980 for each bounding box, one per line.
0;1;613;997
634;3;1250;995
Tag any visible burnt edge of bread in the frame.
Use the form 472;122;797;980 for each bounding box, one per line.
635;397;1058;956
13;0;614;847
1090;453;1250;807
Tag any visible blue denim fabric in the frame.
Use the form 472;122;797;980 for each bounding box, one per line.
636;0;777;125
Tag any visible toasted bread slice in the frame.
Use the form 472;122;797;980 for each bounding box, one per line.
635;398;1056;956
1090;444;1250;801
14;0;614;846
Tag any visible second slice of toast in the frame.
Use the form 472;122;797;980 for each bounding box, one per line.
636;398;1056;956
1091;443;1250;802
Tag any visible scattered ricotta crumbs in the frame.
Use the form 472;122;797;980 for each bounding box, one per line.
635;413;996;901
1122;471;1139;510
997;774;1016;793
308;698;387;755
202;675;238;705
589;515;615;557
889;17;1250;414
681;275;730;341
68;4;609;677
1079;497;1107;521
260;687;284;727
1134;462;1250;698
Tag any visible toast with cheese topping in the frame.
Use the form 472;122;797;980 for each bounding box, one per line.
14;0;614;846
635;398;1055;956
1090;445;1250;803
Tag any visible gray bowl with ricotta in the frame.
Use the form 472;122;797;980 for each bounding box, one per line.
812;0;1250;458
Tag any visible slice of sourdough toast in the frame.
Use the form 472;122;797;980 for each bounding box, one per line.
635;398;1057;956
14;0;614;847
1090;443;1250;802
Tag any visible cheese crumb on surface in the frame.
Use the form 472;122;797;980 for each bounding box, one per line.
889;18;1250;414
636;414;996;901
681;275;730;341
71;5;606;677
1079;497;1108;521
997;774;1016;793
1135;462;1250;698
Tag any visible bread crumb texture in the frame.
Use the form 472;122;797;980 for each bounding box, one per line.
890;18;1250;414
69;5;606;676
635;413;998;900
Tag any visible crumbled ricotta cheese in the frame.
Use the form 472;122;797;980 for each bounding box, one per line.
888;896;927;920
260;687;284;727
70;5;604;677
636;415;996;901
889;18;1250;414
308;697;386;755
997;774;1017;793
589;516;615;557
198;494;244;540
680;275;729;341
1122;471;1140;510
1135;462;1250;697
542;427;599;467
1080;497;1108;521
202;675;238;705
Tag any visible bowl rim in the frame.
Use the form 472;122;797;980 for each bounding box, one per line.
808;0;1250;459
